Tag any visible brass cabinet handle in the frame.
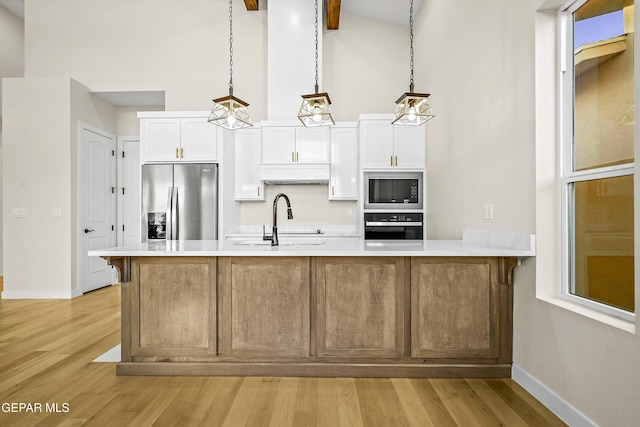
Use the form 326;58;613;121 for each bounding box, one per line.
390;156;393;166
331;185;335;196
296;152;299;162
180;148;184;159
258;186;260;197
292;152;295;162
176;147;179;158
395;156;398;167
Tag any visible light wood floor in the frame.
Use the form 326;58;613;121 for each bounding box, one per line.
0;285;567;426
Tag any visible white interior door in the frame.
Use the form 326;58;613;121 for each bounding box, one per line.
80;125;116;293
117;137;141;245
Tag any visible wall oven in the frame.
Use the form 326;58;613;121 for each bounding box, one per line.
364;212;424;240
364;172;423;210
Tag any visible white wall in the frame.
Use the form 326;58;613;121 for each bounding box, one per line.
417;0;640;425
0;5;25;277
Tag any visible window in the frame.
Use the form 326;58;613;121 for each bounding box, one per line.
561;0;635;317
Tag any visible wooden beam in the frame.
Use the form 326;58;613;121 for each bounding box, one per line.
244;0;258;11
326;0;341;30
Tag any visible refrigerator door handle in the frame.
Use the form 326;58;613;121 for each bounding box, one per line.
166;186;174;240
171;187;179;240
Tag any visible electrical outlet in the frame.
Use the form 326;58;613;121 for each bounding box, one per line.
52;208;63;217
483;204;494;220
11;208;29;218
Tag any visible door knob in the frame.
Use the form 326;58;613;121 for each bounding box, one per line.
84;228;95;234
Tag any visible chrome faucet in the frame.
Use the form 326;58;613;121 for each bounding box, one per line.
271;193;293;246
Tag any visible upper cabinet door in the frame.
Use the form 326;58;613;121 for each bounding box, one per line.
262;127;296;163
141;116;218;163
295;127;330;163
330;127;359;200
361;120;394;169
142;119;182;162
234;128;264;200
393;125;426;169
180;118;218;161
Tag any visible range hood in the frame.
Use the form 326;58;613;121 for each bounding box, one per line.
259;164;330;184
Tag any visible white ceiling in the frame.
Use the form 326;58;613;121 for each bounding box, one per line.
0;0;423;25
0;0;421;107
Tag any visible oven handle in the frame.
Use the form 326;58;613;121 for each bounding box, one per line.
365;221;423;227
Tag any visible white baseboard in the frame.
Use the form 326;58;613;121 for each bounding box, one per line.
512;364;598;427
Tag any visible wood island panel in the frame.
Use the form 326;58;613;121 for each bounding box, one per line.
218;257;311;358
131;257;216;358
316;257;406;359
114;255;518;377
411;257;500;360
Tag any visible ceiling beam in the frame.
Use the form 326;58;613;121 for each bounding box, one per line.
244;0;258;11
326;0;341;30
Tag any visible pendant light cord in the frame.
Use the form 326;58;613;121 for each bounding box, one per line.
228;0;234;95
409;0;414;92
314;0;319;94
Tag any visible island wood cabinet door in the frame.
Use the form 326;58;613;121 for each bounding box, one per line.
128;257;217;359
315;257;406;359
410;257;502;360
218;257;311;358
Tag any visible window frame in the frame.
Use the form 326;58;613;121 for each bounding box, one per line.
558;0;636;322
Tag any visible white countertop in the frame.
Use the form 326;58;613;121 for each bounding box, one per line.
89;230;535;258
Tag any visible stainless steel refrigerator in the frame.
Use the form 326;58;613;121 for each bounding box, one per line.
141;163;218;242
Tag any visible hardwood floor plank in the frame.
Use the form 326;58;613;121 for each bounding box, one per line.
488;379;568;427
409;379;458;426
391;378;438;427
0;285;567;427
465;379;530;427
268;377;299;427
335;378;364;427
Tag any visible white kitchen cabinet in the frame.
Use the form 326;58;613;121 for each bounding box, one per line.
140;115;218;163
261;126;329;164
329;126;359;200
234;128;264;200
295;127;330;163
360;119;426;169
261;127;296;163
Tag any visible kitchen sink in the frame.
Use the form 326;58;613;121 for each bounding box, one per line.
234;239;327;246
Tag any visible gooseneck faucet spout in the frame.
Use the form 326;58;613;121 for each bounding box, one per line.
272;193;293;246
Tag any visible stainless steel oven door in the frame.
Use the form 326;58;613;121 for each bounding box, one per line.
364;213;424;240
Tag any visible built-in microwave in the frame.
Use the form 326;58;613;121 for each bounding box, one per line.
364;172;423;210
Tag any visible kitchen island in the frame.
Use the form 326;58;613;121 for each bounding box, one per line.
90;230;534;378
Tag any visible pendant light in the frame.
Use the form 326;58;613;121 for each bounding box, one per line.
208;0;253;130
297;0;335;127
391;0;434;126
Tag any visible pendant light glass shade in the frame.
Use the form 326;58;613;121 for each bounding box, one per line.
391;90;434;125
393;0;433;126
297;0;334;127
298;92;335;127
209;0;252;130
208;92;253;130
